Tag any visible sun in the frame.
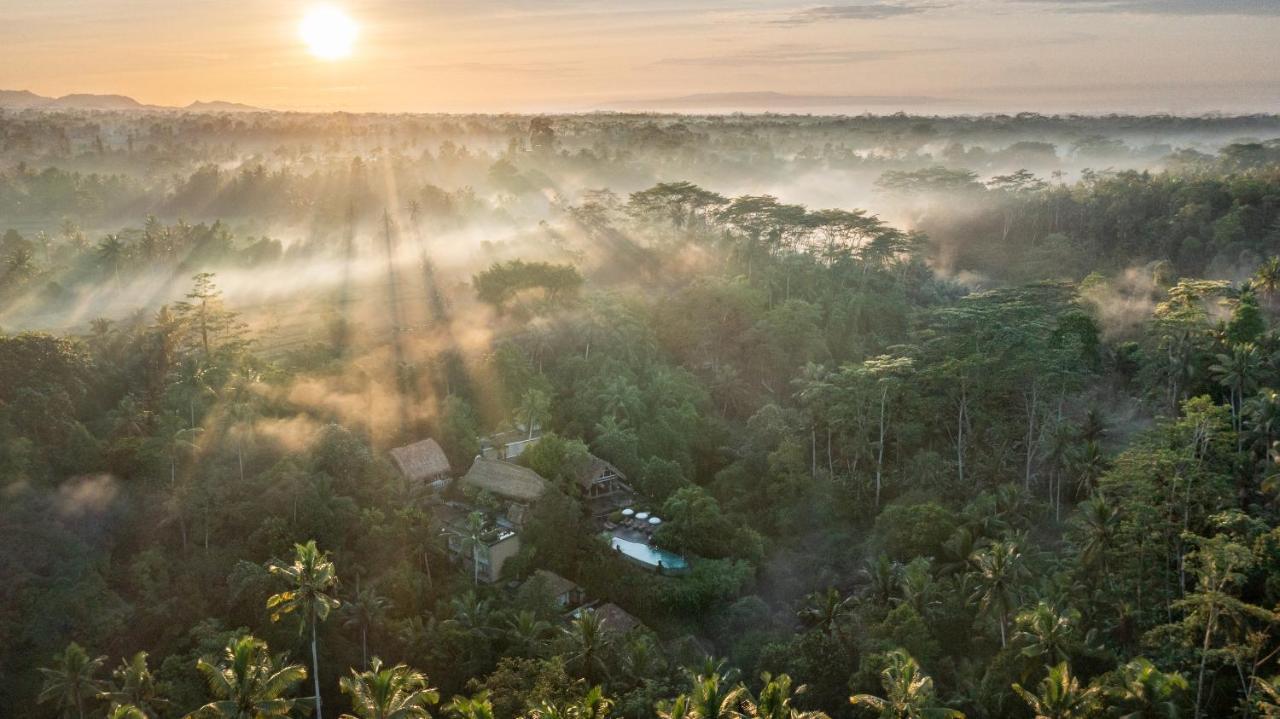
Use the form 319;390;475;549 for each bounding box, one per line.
300;5;358;61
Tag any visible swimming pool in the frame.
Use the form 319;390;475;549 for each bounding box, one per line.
610;536;689;573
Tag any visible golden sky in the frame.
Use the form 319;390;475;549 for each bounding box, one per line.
2;0;1279;113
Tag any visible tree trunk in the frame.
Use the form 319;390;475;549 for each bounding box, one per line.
1024;385;1037;492
312;614;324;719
876;385;887;509
1194;607;1218;719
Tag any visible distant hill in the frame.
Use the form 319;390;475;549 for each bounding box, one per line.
45;93;145;111
600;91;947;113
185;100;265;113
0;89;268;112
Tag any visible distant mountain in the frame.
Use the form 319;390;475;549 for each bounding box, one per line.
600;91;947;113
0;89;53;109
0;89;268;112
185;100;266;113
45;93;145;110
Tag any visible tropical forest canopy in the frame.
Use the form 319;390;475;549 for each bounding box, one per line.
5;109;1280;719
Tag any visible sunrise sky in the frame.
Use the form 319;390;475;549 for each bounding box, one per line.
3;0;1279;113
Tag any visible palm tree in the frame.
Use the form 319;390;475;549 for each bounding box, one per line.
1011;662;1100;719
798;587;854;641
849;649;963;719
187;635;307;719
338;657;439;719
741;673;829;719
563;609;612;685
1255;256;1280;307
1013;602;1078;671
1209;343;1261;448
100;651;168;718
1068;441;1108;500
517;388;551;439
342;581;391;670
1074;495;1118;576
171;356;217;428
447;512;492;585
505;610;553;658
524;686;613;719
863;555;902;607
1107;658;1187;719
445;591;497;638
267;540;341;719
599;377;643;424
683;671;747;719
97;234;126;283
618;634;665;690
447;692;496;719
656;695;693;719
967;541;1028;647
38;642;107;719
109;706;149;719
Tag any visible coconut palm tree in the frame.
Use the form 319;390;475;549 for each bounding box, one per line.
1013;602;1078;671
1068;441;1108;500
518;388;551;439
337;657;439;719
1107;658;1187;719
741;673;829;719
505;610;553;658
798;587;855;641
524;686;613;719
683;670;747;719
656;695;693;719
1255;256;1280;307
99;651;167;718
447;692;496;719
1011;662;1100;719
1074;495;1118;576
38;642;107;719
447;512;492;585
849;649;962;719
1209;343;1261;448
187;635;307;719
563;609;612;685
343;582;391;670
97;234;126;283
108;706;149;719
267;540;341;719
967;540;1028;647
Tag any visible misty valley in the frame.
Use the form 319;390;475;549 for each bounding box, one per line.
4;109;1280;719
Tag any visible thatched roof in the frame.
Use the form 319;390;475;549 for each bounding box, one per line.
524;569;580;599
461;458;547;503
595;603;642;635
575;454;626;489
389;438;451;482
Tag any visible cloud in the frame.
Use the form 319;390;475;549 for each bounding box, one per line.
1015;0;1280;15
654;45;927;67
417;61;583;77
775;1;948;25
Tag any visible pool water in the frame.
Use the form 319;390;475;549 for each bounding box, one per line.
610;536;689;573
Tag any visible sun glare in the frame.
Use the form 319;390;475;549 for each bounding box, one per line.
300;5;358;60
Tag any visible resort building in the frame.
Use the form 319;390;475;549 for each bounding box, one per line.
577;455;635;517
388;437;452;492
522;569;585;609
437;503;521;584
459;457;548;526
